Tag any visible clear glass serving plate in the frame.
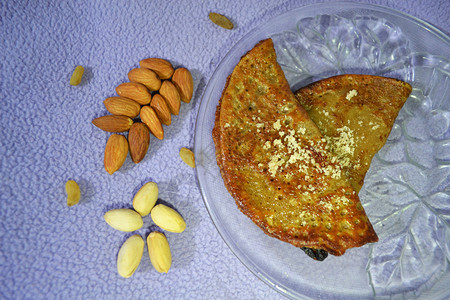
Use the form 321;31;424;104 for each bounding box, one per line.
194;2;450;299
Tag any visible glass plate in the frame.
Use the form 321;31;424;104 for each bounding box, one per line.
194;2;450;299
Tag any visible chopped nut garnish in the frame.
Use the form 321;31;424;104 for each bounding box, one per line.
345;89;358;101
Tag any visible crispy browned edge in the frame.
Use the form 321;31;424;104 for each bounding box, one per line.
213;39;287;185
295;74;412;118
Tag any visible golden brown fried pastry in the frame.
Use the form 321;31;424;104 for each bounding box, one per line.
294;75;411;192
212;38;378;256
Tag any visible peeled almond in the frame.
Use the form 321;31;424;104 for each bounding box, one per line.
151;204;186;233
133;182;159;217
104;208;143;232
147;232;172;273
117;235;145;278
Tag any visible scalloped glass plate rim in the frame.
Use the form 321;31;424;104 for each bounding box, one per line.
194;2;450;300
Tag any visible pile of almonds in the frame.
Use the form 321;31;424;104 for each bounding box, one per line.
92;58;194;174
103;182;186;276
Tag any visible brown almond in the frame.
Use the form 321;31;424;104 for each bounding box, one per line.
171;68;194;103
104;134;128;174
159;80;181;115
140;58;174;80
128;68;161;91
103;97;141;118
140;106;164;140
128;122;150;163
150;94;172;126
92;115;133;132
209;12;234;30
116;82;151;105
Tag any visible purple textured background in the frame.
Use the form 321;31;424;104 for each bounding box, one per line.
0;0;448;299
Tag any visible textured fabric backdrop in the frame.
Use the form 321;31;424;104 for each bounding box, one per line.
0;0;448;299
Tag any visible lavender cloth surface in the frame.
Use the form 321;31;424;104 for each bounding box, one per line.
0;0;448;299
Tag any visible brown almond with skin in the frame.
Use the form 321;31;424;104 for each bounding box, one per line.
150;94;172;126
103;97;141;118
116;82;151;105
140;106;164;140
128;68;161;91
128;122;150;163
92;115;133;132
171;68;194;103
159;80;181;115
104;134;128;174
140;58;174;80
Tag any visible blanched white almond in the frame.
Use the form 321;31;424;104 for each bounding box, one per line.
133;182;158;217
151;204;186;233
117;235;145;278
147;232;172;273
104;208;143;232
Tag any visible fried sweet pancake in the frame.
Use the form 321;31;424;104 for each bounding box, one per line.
294;75;412;192
212;39;378;256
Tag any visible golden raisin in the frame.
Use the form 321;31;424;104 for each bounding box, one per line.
65;180;80;206
209;12;234;30
70;65;84;86
179;147;195;168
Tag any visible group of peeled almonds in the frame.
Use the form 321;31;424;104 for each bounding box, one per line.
92;58;194;174
104;182;186;277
